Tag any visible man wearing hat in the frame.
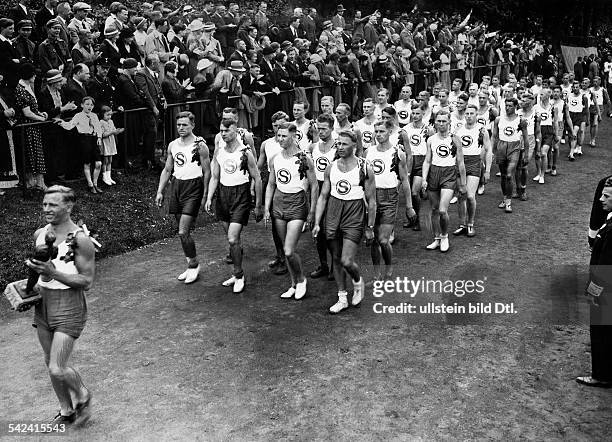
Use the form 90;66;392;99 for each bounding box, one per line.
212;60;245;110
105;2;128;33
254;2;269;37
115;58;146;163
332;5;346;30
200;22;225;75
68;3;98;46
301;8;317;45
13;20;36;66
37;69;76;182
9;1;37;41
37;18;72;75
87;58;114;112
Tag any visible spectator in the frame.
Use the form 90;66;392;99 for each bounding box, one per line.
13;20;36;66
99;26;121;76
86;58;115;112
134;54;167;169
133;17;148;56
332;5;346;30
199;22;225;75
35;0;58;42
71;30;97;71
0;18;20;90
144;18;173;69
55;2;71;44
15;63;47;190
105;2;128;33
161;60;188;139
0;82;17;188
574;56;584;80
9;1;36;37
68;2;99;47
114;58;145;161
118;28;141;63
64;63;89;111
301;8;317;45
364;15;379;48
253;2;269;37
211;59;245;110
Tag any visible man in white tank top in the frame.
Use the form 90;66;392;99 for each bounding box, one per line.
567;81;589;160
156;112;211;284
422;110;467;252
491;97;529;213
26;186;96;425
291;101;313;152
551;85;570;175
533;87;558;184
257;111;290;275
516;92;541;200
214;107;256;153
367;120;415;280
353;98;377;157
588;76;608;147
264;122;317;300
205;119;263;293
394;85;413;127
312;130;377;314
334;103;362;149
308;113;337;280
452;105;491;238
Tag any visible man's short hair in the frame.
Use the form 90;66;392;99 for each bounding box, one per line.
457;93;469;102
382;106;396;116
436;109;450;119
337;130;357;143
176;111;195;124
466;104;478;111
317;113;335;126
336;103;350;114
220;118;237;128
374;120;394;130
277;122;297;133
504;97;519;106
223;107;239;115
363;98;374;104
271;111;289;122
321;96;334;104
45;185;76;204
604;177;612;187
82;96;95;104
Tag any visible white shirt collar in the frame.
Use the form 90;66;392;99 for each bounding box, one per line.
607;212;612;221
0;34;9;43
73;78;84;89
147;67;157;78
20;4;27;13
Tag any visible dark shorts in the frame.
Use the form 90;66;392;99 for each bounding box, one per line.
589;110;600;126
79;134;101;165
216;182;251;225
34;287;88;339
541;125;555;147
463;155;482;177
169;177;204;217
496;141;522;164
569;111;585;126
411;155;425;177
375;188;399;225
272;190;308;221
427;165;456;191
325;196;365;244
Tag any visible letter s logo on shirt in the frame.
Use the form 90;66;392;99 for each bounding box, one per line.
436;144;452;158
362;131;373;143
398;110;409;120
315;156;330;172
223;159;238;174
461;135;473;147
295;130;303;141
410;134;422;146
175;152;186;167
371;159;385;175
277;168;291;184
503;126;515;137
335;179;352;195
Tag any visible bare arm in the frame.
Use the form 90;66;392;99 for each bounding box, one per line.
246;150;262;208
155;149;175;205
206;150;220;205
264;161;276;217
314;167;331;230
199;141;211;205
364;163;377;228
422;138;433;189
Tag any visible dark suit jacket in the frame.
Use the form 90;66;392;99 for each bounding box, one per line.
99;39;122;69
228;50;248;66
35;6;55;41
134;68;165;112
0;40;20;89
240;74;272;96
280;26;303;44
259;57;276;87
114;73;145;110
86;75;115;111
9;4;35;24
223;12;239;49
63;78;87;115
301;16;317;43
210;12;229;49
13;35;36;64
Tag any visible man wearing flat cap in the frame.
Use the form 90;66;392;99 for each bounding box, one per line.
68;2;99;46
9;1;37;41
37;18;72;75
114;58;146;163
13;20;36;65
332;5;346;30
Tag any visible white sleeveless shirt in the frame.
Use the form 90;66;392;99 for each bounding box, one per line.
262;137;282;171
404;123;429;156
311;141;337;182
455;125;483;156
430;133;456;167
567;93;585;113
293;119;312;152
217;145;250;186
170;137;204;180
273;151;305;194
498;115;522;142
36;225;80;290
354;118;376;152
329;160;364;200
366;146;398;189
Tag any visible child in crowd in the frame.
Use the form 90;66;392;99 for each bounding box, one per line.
99;105;124;186
59;96;104;194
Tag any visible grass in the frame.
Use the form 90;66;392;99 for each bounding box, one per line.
0;170;215;291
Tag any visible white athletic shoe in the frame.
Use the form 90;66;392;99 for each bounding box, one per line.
294;279;307;300
496;171;502;177
561;139;566;144
532;174;541;182
280;287;296;299
450;196;458;204
351;278;365;306
477;185;485;195
184;265;200;284
222;275;236;286
426;238;441;250
177;269;189;281
440;235;450;253
329;292;349;314
109;176;117;185
233;276;245;293
539;176;545;184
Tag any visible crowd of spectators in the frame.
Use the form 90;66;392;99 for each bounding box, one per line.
0;0;584;194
